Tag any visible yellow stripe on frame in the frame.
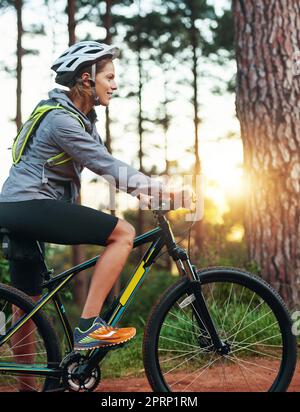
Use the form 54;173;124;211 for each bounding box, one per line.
119;262;146;306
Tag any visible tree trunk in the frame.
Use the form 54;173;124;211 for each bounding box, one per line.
67;1;88;307
137;49;145;258
136;3;145;258
15;0;23;129
103;0;121;299
233;0;300;308
162;78;172;272
67;0;76;46
190;0;204;256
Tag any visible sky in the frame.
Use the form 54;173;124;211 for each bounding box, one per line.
0;0;242;218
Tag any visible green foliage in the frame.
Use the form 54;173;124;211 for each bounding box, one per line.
0;257;10;285
102;331;144;379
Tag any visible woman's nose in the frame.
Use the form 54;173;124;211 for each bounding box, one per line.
112;80;117;90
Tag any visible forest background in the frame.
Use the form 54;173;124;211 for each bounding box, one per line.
0;0;299;377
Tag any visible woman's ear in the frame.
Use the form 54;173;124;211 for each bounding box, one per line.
81;72;92;86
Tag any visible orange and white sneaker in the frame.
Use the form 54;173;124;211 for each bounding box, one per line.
73;317;136;351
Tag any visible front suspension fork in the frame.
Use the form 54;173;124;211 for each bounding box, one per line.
173;248;225;353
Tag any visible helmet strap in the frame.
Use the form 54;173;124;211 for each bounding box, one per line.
90;63;100;106
91;63;96;83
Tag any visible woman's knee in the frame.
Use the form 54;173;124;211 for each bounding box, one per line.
107;219;136;246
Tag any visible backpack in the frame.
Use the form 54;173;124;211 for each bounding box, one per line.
12;102;85;167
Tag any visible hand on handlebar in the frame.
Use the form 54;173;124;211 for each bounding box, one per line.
137;188;196;212
137;193;154;210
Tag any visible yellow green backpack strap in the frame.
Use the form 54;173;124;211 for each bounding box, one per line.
12;103;61;165
12;103;85;166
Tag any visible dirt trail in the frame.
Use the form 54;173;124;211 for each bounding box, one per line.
97;362;300;392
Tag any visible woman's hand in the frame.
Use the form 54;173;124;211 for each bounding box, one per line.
137;193;154;210
137;187;196;211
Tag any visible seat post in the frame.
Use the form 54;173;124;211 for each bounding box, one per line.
36;241;54;281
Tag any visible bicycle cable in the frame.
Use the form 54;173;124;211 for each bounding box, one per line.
154;208;198;263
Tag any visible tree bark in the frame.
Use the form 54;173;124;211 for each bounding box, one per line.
233;0;300;308
67;1;89;307
190;0;204;255
103;0;121;299
67;0;76;46
15;0;23;129
136;2;145;258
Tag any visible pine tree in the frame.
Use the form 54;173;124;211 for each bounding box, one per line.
233;0;300;307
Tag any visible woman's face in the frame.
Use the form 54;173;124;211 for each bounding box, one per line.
94;61;118;106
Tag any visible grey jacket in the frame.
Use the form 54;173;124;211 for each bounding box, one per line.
0;88;162;203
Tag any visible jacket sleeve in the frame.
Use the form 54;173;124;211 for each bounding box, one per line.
49;109;164;198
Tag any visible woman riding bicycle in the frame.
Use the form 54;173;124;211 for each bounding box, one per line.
0;41;188;352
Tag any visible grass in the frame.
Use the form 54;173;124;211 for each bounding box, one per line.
101;330;145;379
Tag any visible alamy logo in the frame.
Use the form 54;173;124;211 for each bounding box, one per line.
103;168;205;222
291;311;300;336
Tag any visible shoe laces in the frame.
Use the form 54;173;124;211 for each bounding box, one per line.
96;317;116;332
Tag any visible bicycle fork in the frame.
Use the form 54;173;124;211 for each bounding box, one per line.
175;249;229;355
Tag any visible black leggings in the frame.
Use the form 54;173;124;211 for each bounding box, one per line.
0;199;119;295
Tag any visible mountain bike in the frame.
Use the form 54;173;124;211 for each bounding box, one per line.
0;203;297;392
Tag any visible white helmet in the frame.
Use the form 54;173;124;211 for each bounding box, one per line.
51;41;120;87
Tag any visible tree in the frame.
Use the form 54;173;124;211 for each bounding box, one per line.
232;0;300;308
0;0;45;129
159;0;225;254
66;0;89;308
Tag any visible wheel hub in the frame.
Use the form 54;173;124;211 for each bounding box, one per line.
216;341;231;355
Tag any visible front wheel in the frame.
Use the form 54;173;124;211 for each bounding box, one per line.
143;267;297;392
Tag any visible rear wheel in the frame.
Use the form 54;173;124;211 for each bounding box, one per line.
0;283;61;392
143;267;297;392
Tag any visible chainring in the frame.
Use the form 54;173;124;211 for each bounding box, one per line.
61;352;101;392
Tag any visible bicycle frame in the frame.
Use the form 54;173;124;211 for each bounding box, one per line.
0;212;222;382
0;216;189;379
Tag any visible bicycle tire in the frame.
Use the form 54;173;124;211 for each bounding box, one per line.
0;283;62;392
143;267;297;392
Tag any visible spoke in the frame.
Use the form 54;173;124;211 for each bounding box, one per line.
220;358;230;391
162;322;202;337
221;283;234;333
180;357;220;392
160;349;200;365
232;342;283;349
12;375;37;392
163;349;204;377
233;355;252;392
4;376;19;392
225;354;272;390
0;339;45;354
226;309;273;342
168;353;216;389
160;335;201;350
226;353;277;373
227;292;258;342
207;284;224;334
158;348;201;354
229;332;282;357
169;310;201;333
229;321;280;348
3;326;38;354
230;345;281;360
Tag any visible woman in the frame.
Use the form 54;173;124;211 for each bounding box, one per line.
0;41;179;352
